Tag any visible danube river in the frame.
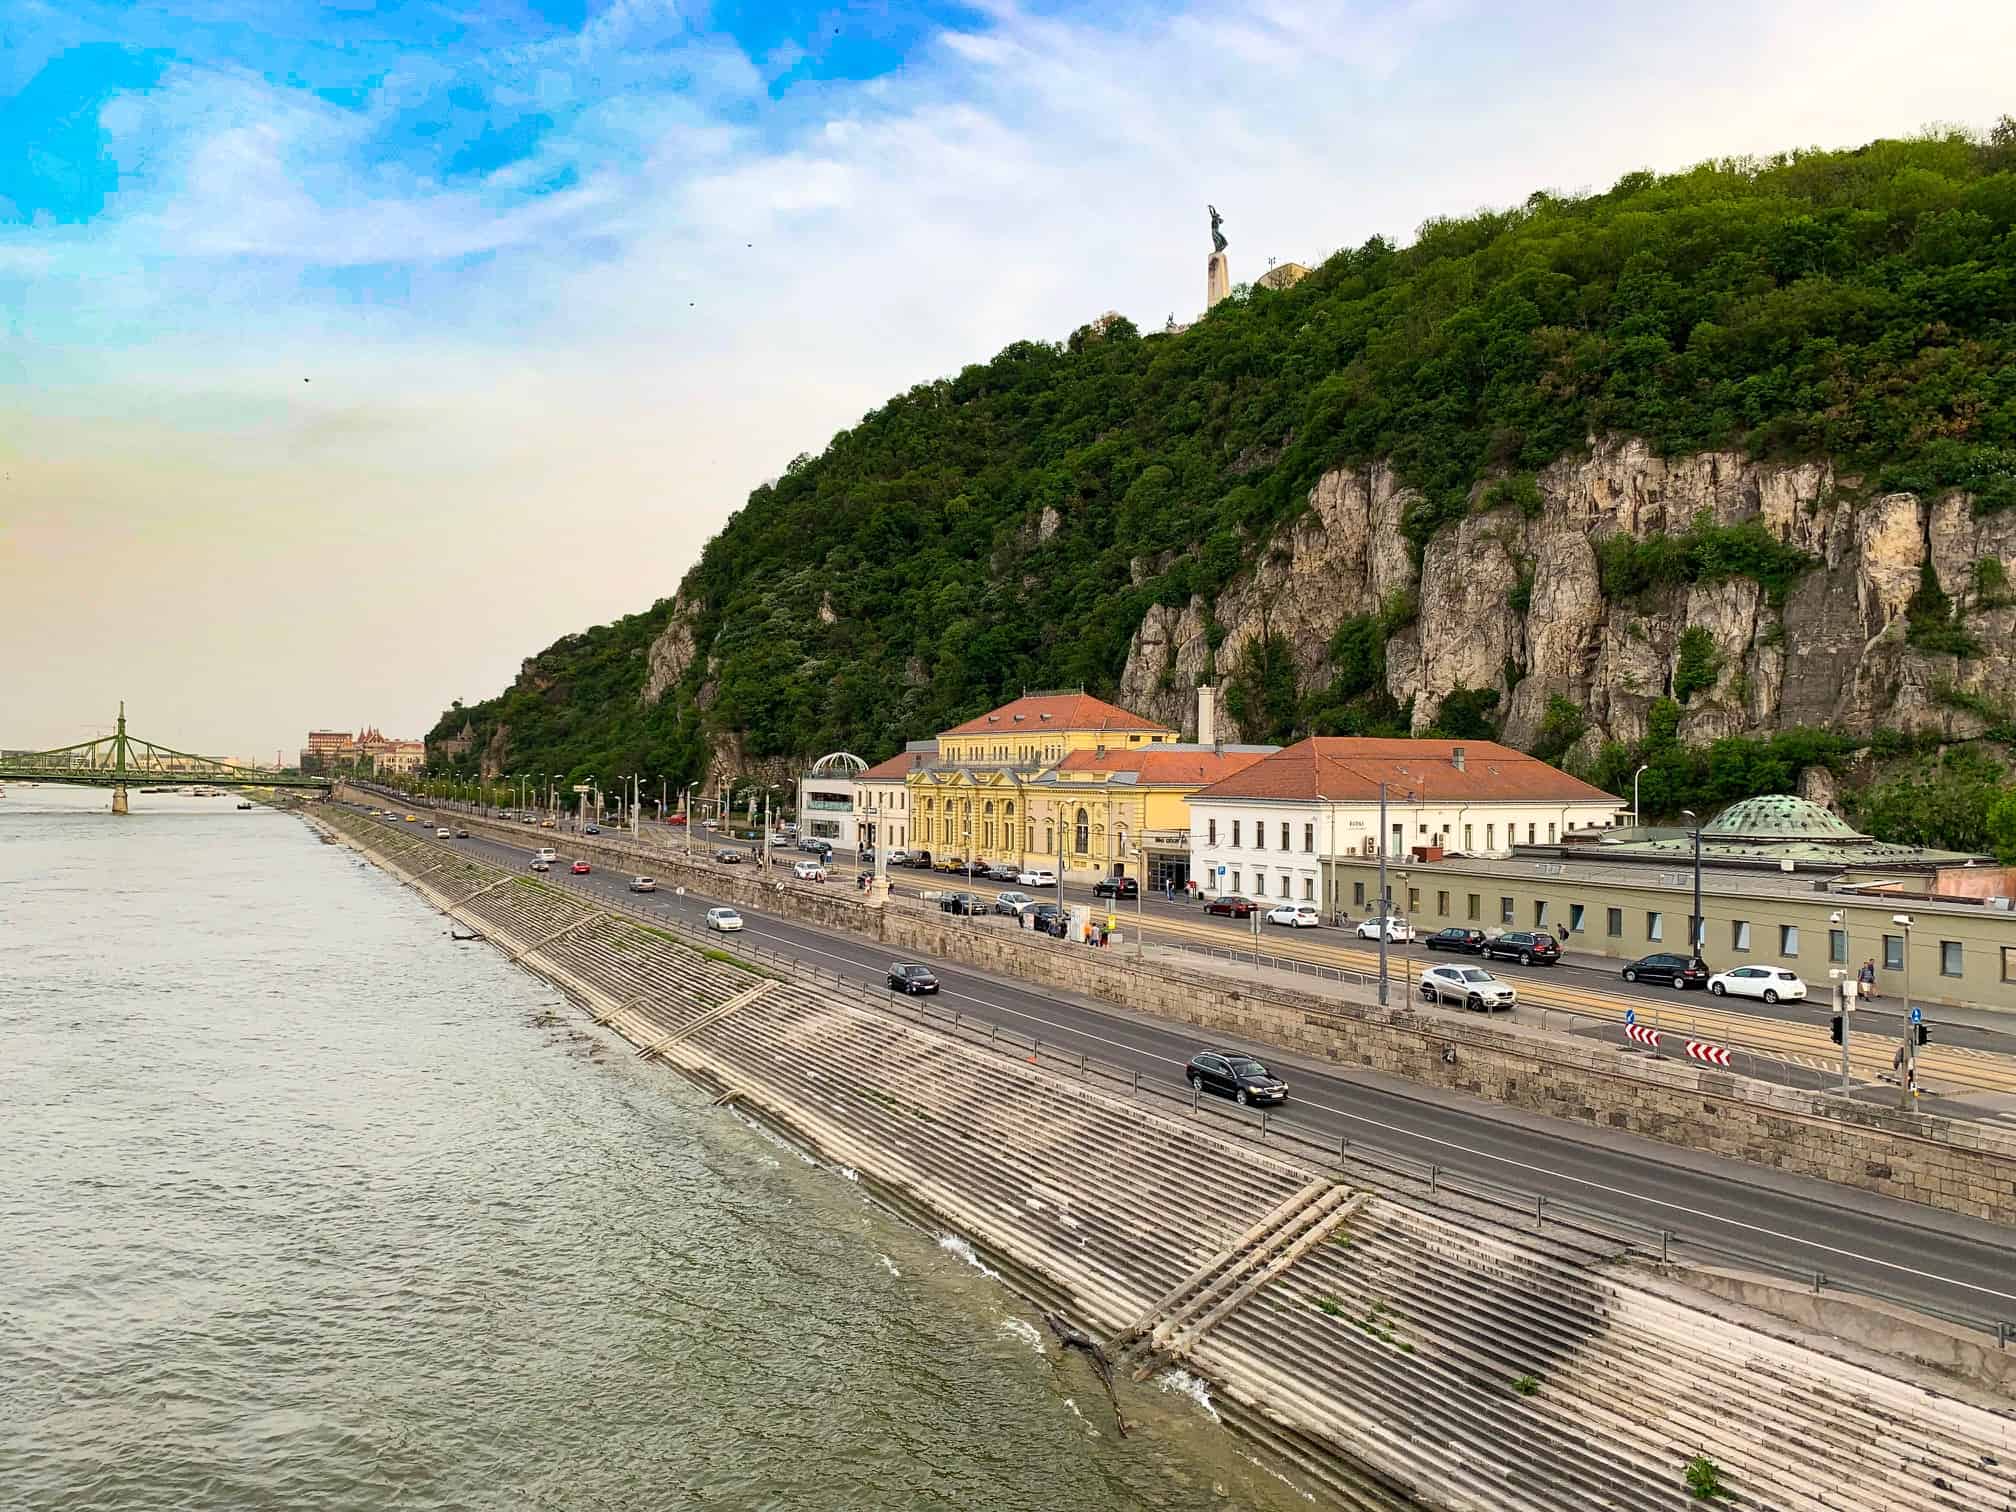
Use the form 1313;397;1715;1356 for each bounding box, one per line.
0;785;1317;1510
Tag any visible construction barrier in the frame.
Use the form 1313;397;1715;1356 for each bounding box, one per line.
1686;1039;1733;1068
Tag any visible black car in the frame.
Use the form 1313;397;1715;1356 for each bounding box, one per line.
714;848;742;863
1185;1050;1287;1106
888;963;940;994
1425;927;1487;953
938;891;982;916
1030;903;1066;933
1480;930;1561;966
453;828;469;838
907;850;934;868
1093;875;1139;899
1623;952;1709;988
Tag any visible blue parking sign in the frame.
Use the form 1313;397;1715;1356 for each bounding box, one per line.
1910;1005;1922;1023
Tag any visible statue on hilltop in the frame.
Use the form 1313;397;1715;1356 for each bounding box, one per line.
1209;204;1227;255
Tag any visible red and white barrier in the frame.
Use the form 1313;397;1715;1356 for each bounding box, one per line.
1685;1039;1732;1067
1625;1023;1661;1049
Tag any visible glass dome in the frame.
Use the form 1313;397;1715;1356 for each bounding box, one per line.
1701;795;1865;842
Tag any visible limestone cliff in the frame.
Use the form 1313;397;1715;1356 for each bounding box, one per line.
1117;438;2016;754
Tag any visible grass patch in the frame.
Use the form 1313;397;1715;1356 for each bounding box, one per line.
1511;1374;1540;1397
1313;1295;1344;1317
701;946;762;975
1684;1454;1732;1502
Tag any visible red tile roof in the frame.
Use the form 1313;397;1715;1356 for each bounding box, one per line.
858;750;931;781
941;693;1171;737
1052;748;1272;785
1191;738;1620;804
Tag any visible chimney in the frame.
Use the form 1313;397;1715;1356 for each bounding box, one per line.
1197;683;1216;748
1451;745;1466;772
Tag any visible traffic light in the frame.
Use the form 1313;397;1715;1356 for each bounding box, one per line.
1829;1014;1844;1045
1915;1023;1930;1046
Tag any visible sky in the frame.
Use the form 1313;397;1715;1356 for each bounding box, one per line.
4;0;2014;762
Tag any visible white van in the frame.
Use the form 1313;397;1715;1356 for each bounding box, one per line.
535;847;558;863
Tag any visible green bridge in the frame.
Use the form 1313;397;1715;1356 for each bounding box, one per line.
0;704;333;812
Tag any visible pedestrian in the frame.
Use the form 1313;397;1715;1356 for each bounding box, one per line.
1859;958;1878;1000
1556;922;1569;943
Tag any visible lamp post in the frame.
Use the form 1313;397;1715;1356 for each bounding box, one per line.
1632;764;1649;826
1678;808;1704;966
1396;867;1412;994
1894;913;1915;1110
1376;781;1390;1005
683;782;696;857
1828;907;1853;1094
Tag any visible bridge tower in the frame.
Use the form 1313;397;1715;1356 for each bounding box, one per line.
110;701;130;814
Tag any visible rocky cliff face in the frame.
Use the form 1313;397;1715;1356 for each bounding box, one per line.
1118;438;2016;754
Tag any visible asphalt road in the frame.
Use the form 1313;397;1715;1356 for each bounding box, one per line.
362;800;2016;1329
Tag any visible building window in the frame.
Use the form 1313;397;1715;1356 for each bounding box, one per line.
1437;890;1451;917
1779;924;1799;958
1352;881;1365;907
1303;822;1314;852
1607;907;1623;938
1940;941;1963;978
1302;877;1314;900
1407;886;1421;912
1208;818;1217;846
1546;822;1556;843
1484;823;1495;850
1230;870;1241;893
1391;822;1403;856
1533;901;1549;927
1884;934;1904;971
1829;929;1847;965
1467;893;1481;922
2003;946;2016;984
1045;823;1054;853
1732;921;1751;952
1074;809;1089;855
1500;896;1514;925
1527;823;1536;844
1255;822;1264;851
1463;824;1474;849
1568;903;1585;934
1647;911;1664;942
1232;820;1241;848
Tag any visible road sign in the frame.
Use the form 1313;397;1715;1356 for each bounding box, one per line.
1625;1023;1660;1049
1910;1005;1923;1023
1624;1007;1636;1026
1685;1039;1732;1068
1216;865;1226;876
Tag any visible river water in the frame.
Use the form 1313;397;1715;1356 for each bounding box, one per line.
0;785;1320;1510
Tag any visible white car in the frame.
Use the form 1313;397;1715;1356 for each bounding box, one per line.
1356;916;1413;943
886;848;912;866
1419;964;1518;1012
1265;903;1321;929
705;907;744;932
1708;966;1807;1003
435;827;452;838
628;876;656;893
1017;868;1058;887
793;860;827;881
535;847;558;863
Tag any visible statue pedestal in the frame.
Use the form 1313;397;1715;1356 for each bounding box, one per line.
1206;252;1230;309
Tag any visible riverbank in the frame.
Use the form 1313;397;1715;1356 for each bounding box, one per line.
316;803;2016;1512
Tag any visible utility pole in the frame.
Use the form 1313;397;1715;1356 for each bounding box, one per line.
1895;914;1916;1110
1376;781;1389;1005
1679;808;1704;964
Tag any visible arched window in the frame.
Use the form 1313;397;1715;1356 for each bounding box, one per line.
1074;808;1089;855
983;800;996;851
1116;823;1129;858
1044;822;1054;853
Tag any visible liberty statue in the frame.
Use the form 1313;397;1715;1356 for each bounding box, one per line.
1208;204;1227;255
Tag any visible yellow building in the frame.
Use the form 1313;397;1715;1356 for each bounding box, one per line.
906;692;1272;884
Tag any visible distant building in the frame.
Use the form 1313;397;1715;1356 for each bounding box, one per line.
855;743;934;855
1255;261;1311;292
300;726;425;774
796;752;868;848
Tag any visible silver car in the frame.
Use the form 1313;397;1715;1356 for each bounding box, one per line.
1419;964;1517;1012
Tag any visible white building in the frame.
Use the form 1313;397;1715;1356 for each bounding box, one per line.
854;742;934;854
1186;738;1621;909
795;751;867;849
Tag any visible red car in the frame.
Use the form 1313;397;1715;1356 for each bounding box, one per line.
571;860;591;875
1204;895;1257;918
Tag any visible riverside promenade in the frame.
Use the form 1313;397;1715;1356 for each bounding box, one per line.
314;804;2016;1512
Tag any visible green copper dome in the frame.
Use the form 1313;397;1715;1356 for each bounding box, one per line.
1701;795;1865;842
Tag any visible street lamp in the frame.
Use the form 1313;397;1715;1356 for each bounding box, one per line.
1632;764;1649;826
683;782;696;857
1894;913;1915;1110
1678;808;1704;965
1828;908;1851;1093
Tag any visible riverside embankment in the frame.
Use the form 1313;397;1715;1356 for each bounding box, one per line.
318;802;2016;1512
358;792;2016;1227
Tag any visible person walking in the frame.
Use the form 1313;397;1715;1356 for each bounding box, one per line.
1858;958;1878;1000
1556;922;1569;944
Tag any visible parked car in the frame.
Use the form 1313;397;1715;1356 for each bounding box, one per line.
714;848;742;864
704;907;743;932
1017;867;1058;888
1204;895;1257;918
938;891;981;916
1093;875;1139;899
994;890;1036;915
906;849;933;869
793;860;827;881
799;838;832;855
1425;927;1487;953
435;827;452;838
628;876;656;893
1708;966;1808;1003
1029;903;1066;933
988;860;1024;881
1185;1050;1287;1106
571;861;591;875
887;963;939;994
1419;964;1518;1012
886;848;912;867
1622;953;1709;988
1356;916;1413;943
1480;930;1561;967
1264;902;1321;928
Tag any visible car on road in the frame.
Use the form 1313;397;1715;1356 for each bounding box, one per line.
1203;895;1257;918
993;890;1036;916
1185;1050;1287;1107
704;907;743;932
793;860;827;881
584;824;600;834
1265;902;1321;928
535;847;558;863
435;827;452;838
799;838;833;855
1480;930;1561;967
1424;927;1487;953
1708;966;1808;1003
628;876;656;893
454;828;468;838
529;860;551;873
1419;964;1518;1012
885;848;912;867
1356;916;1413;943
903;849;933;869
887;963;939;994
404;814;417;822
1017;867;1057;888
1093;875;1139;899
714;848;742;864
541;819;555;828
981;860;1019;881
1622;953;1709;989
571;861;591;875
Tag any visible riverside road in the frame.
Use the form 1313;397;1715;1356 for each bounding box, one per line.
351;800;2016;1330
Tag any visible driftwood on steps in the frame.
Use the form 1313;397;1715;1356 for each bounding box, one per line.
1043;1310;1129;1437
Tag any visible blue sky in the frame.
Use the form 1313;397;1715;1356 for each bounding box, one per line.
6;0;2015;756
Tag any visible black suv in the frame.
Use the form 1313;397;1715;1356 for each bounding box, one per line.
1185;1050;1287;1107
1093;875;1139;899
1481;930;1561;966
1425;927;1487;954
1623;952;1709;988
887;963;939;994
